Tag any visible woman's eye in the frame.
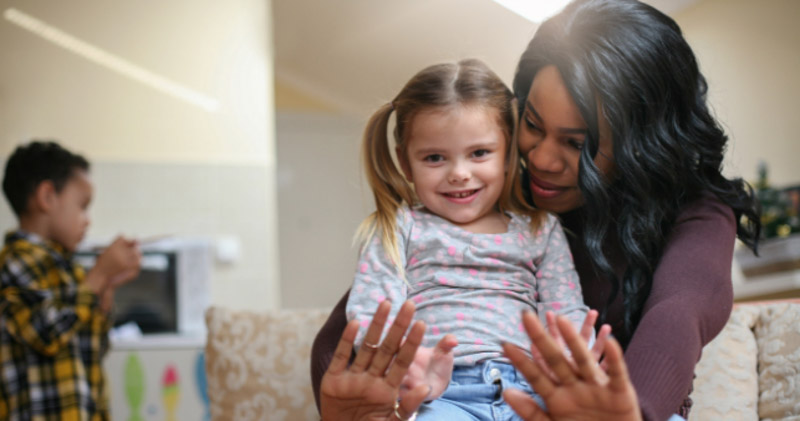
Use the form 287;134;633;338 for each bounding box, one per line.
423;154;443;163
524;116;540;131
567;138;585;150
472;149;489;158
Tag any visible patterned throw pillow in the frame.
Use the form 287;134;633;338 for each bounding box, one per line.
204;307;331;421
755;302;800;420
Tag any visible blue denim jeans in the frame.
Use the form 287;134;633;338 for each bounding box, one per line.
416;361;545;421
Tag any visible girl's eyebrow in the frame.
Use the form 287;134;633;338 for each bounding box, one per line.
525;100;588;136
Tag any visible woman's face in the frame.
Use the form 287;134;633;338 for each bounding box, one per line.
518;65;615;214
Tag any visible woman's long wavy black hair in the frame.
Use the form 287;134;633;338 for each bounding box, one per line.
513;0;761;334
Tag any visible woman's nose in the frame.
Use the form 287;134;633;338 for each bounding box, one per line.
526;138;565;174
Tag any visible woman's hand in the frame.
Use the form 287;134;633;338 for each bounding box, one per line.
400;334;457;401
502;311;642;421
320;300;431;421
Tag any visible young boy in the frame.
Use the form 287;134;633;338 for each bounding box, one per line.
0;141;141;420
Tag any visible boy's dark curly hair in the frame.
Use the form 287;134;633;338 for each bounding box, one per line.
2;140;89;216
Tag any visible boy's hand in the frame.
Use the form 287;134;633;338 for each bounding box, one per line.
86;237;142;293
400;334;457;401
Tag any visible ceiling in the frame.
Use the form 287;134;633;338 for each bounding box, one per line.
273;0;700;116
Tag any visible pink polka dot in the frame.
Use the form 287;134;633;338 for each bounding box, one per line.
552;302;562;310
413;295;424;304
494;235;503;245
432;326;440;335
448;246;456;256
486;303;495;310
409;257;419;266
475;339;484;345
469;269;478;276
377;295;386;303
456;312;465;321
438;276;448;285
568;282;576;290
360;263;368;273
360;319;369;328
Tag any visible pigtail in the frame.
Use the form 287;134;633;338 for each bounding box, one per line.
355;102;415;277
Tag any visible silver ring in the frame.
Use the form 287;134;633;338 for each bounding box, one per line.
363;341;379;350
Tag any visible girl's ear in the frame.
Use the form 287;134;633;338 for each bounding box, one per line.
32;180;57;213
396;146;413;180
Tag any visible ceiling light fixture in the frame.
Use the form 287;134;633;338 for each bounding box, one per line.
3;7;220;112
491;0;571;23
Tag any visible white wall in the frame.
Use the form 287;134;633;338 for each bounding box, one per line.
0;0;279;311
276;112;369;309
677;0;800;187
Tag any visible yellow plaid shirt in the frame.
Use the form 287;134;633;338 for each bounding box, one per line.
0;231;112;421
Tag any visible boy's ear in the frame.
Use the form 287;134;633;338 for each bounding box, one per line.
32;180;57;213
396;147;412;180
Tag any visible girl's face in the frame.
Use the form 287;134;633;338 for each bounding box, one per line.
518;65;615;214
399;105;508;232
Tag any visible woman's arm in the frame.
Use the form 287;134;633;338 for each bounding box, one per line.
624;196;737;420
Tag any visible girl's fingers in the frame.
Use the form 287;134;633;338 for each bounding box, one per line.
385;320;426;387
328;320;360;375
503;388;552;421
545;311;562;345
521;311;578;385
368;301;416;376
351;300;392;373
503;342;555;398
592;324;612;362
581;310;598;343
554;315;602;383
394;382;430;421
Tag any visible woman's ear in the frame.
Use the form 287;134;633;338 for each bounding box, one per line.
396;146;412;181
32;180;57;213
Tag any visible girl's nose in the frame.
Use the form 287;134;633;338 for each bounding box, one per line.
527;137;565;174
448;163;471;184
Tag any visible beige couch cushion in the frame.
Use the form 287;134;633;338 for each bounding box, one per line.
689;304;760;421
755;302;800;420
204;306;330;421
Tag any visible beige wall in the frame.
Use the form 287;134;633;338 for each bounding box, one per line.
0;0;279;311
677;0;800;186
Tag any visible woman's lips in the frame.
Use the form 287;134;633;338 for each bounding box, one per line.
529;174;568;199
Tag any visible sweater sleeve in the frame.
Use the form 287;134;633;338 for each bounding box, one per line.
345;209;411;348
0;249;101;356
535;214;589;332
310;288;350;413
624;196;736;421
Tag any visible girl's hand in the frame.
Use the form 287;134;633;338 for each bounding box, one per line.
320;300;430;421
400;334;458;401
502;311;642;421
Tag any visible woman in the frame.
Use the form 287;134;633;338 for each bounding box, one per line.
312;0;760;419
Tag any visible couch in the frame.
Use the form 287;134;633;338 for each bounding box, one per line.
204;300;800;421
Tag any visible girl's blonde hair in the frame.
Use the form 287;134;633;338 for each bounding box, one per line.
357;58;544;272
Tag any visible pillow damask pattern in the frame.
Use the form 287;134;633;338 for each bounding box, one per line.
204;307;330;421
755;302;800;420
689;305;760;421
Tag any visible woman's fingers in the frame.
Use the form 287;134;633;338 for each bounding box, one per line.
368;301;417;377
503;342;555;397
603;334;633;393
327;320;360;375
521;311;578;385
503;388;552;421
350;300;392;373
554;315;603;384
385;320;426;388
394;382;430;421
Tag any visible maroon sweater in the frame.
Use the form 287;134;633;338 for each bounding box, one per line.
310;195;736;421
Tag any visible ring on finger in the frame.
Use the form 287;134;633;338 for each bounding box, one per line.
363;341;380;350
393;400;417;421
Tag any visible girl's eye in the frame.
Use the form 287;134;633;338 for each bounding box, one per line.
423;154;444;163
472;149;490;158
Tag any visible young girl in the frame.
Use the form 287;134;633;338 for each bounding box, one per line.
345;58;590;420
